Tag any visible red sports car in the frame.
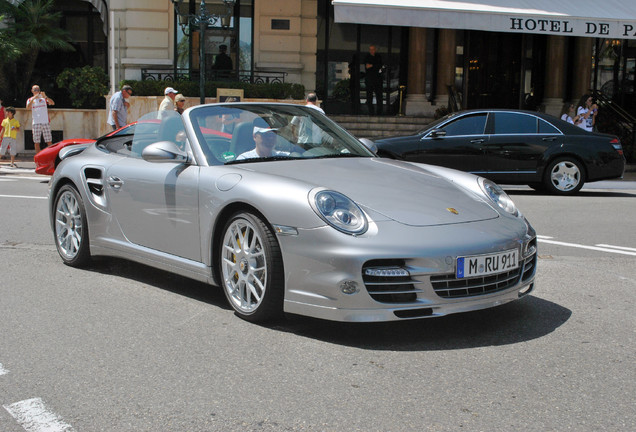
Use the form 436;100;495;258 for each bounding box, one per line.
34;120;231;175
34;123;142;175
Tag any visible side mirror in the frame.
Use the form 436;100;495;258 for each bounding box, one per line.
359;138;378;153
429;129;447;138
142;141;189;163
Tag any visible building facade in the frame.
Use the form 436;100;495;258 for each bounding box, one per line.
23;0;636;118
7;0;636;156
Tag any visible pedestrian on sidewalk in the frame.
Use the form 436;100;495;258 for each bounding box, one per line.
0;107;21;168
159;87;178;114
107;85;133;131
26;85;54;153
0;97;4;160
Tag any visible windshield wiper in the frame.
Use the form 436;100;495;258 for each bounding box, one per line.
309;153;367;159
225;155;300;165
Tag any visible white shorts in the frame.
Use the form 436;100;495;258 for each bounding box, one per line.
0;137;17;156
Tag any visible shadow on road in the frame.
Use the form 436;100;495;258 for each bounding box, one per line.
88;257;231;311
273;296;571;351
86;258;571;351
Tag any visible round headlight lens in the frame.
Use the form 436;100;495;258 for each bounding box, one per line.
479;179;519;217
312;190;368;235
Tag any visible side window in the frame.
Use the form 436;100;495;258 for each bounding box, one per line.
439;114;487;136
538;119;560;134
493;112;537;134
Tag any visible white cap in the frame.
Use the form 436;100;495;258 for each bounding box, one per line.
253;126;278;134
164;87;178;95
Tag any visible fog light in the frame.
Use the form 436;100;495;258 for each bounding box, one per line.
340;280;359;295
364;268;409;277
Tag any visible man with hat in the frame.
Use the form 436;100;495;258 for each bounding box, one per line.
159;87;179;113
236;126;287;160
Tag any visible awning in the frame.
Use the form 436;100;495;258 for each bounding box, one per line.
332;0;636;39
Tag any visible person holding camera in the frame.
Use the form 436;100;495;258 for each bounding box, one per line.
26;85;55;153
576;94;598;132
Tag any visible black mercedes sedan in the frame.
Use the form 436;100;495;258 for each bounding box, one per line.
374;109;626;194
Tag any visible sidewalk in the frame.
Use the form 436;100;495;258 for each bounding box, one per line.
0;155;39;175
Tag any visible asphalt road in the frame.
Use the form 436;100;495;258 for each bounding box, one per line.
0;171;635;431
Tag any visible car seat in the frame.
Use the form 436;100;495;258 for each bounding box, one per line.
229;121;255;157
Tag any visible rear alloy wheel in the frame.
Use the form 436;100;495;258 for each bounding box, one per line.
544;157;585;195
219;212;284;322
54;184;91;267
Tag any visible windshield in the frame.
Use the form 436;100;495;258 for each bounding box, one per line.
185;103;376;165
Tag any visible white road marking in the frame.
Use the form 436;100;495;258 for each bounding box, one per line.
0;362;8;375
538;238;636;256
0;175;48;181
0;195;47;200
3;398;75;432
596;244;636;253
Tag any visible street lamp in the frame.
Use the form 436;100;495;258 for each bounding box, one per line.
171;0;236;104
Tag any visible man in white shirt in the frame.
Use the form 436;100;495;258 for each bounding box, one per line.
237;126;288;160
26;85;55;153
159;87;179;113
291;92;325;145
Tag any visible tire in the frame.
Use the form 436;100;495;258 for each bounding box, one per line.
219;211;284;322
53;184;91;267
544;157;585;195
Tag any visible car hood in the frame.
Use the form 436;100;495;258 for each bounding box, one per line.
239;158;499;226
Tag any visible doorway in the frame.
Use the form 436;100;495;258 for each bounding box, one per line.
463;31;522;109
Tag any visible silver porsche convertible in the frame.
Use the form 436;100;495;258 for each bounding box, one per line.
49;103;537;322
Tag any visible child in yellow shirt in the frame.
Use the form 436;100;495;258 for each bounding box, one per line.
0;107;20;168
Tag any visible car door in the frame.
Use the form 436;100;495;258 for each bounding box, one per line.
104;121;202;262
419;112;489;173
485;111;562;182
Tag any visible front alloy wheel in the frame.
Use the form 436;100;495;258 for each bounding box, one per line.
220;212;284;322
545;158;585;195
54;184;91;267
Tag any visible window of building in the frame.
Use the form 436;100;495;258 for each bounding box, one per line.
316;0;405;115
174;0;252;79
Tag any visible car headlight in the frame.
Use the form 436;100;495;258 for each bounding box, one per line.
310;189;368;235
479;179;520;217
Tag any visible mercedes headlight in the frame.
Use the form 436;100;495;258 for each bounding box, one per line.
479;179;520;217
310;189;368;235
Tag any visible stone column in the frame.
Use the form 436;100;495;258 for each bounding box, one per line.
435;29;456;110
573;37;593;101
405;27;435;116
543;35;567;116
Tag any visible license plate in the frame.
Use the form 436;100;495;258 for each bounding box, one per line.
456;249;519;279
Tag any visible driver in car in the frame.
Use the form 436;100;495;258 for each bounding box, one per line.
236;126;289;160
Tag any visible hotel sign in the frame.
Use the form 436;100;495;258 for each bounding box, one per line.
509;17;636;38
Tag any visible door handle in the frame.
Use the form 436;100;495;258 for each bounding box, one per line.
107;176;124;190
470;138;485;144
542;137;557;142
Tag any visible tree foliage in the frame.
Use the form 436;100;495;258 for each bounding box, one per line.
56;66;109;108
0;0;73;103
